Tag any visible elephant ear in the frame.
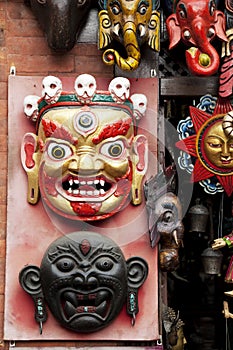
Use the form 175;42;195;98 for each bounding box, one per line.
166;13;181;49
98;10;112;49
214;11;228;42
148;10;160;51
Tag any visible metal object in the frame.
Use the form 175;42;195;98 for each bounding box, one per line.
188;199;209;233
201;247;223;274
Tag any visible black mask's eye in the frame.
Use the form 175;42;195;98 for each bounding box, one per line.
56;257;75;272
37;0;46;4
96;257;114;271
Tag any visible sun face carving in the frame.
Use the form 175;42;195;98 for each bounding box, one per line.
176;106;233;196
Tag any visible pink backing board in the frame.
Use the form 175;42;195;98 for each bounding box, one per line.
4;75;160;341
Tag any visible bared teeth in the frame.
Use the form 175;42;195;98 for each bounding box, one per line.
96;300;108;317
62;291;110;320
77;305;96;313
62;178;111;196
64;300;77;318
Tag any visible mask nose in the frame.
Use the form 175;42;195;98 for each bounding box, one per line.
221;143;231;158
67;147;104;174
73;274;98;290
68;154;94;170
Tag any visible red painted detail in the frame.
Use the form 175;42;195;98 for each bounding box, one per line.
185;47;219;77
92;118;132;144
39;139;44;153
24;142;35;169
80;239;91;255
136;137;146;171
115;179;131;197
70;202;102;216
43;171;57;197
42;119;78;145
219;51;233;98
107;53;115;62
217;174;233;197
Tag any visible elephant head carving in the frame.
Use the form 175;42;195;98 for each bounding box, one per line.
144;167;184;272
24;0;92;52
98;0;160;70
166;0;228;76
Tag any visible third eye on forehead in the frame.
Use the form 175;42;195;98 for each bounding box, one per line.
79;114;93;128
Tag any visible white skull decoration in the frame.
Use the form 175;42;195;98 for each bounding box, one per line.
42;75;62;104
131;93;148;121
108;77;130;103
74;74;97;104
23;95;40;122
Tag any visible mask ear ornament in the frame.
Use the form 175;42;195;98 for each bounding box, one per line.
19;265;47;334
131;135;148;205
126;257;149;326
21;132;40;204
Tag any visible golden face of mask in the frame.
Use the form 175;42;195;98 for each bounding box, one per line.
203;121;233;170
30;106;146;221
107;0;153;30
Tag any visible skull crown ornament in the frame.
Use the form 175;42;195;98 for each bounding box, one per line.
19;231;149;333
21;74;148;221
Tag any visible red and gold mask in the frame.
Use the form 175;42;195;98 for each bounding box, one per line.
21;75;148;221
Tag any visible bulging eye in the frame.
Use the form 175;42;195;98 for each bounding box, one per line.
178;3;187;19
56;257;75;272
179;10;186;18
111;3;121;15
100;140;125;159
96;257;114;271
162;211;173;223
138;3;148;15
77;0;87;6
47;142;72;160
209;0;216;16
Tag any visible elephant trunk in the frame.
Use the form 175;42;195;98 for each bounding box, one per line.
47;16;76;52
102;21;141;70
185;21;220;76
